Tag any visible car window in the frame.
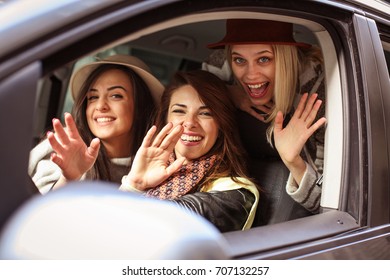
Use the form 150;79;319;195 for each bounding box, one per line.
49;16;341;225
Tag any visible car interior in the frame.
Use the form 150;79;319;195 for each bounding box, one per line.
31;18;336;218
34;12;342;209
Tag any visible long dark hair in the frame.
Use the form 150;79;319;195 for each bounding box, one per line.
72;64;156;181
155;70;252;186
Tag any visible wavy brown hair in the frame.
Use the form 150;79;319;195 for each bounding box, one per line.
155;70;253;187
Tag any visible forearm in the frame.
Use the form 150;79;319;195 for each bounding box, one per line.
51;172;88;190
173;189;255;233
282;155;307;185
286;162;322;213
30;158;63;194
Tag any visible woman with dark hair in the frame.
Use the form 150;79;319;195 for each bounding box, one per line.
120;70;259;232
28;55;164;193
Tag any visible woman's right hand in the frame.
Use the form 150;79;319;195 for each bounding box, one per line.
273;93;327;184
47;112;100;181
125;122;185;191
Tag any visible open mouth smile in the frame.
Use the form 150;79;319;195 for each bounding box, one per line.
180;134;203;142
95;117;115;123
246;82;269;98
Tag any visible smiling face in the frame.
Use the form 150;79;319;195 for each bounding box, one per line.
230;44;276;106
86;68;134;156
167;85;219;164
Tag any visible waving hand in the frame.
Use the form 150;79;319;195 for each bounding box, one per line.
273;93;326;184
123;122;185;191
47;112;100;181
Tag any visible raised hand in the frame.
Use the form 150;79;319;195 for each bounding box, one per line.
228;85;273;122
273;93;327;184
47;112;100;181
124;122;185;191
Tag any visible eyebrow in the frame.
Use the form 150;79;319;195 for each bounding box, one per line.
171;103;210;110
89;85;127;92
231;50;273;56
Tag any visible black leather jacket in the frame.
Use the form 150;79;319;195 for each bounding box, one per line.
173;189;255;233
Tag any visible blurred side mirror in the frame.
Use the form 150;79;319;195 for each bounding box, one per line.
0;182;229;259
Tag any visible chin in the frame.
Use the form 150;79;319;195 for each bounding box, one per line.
250;95;272;106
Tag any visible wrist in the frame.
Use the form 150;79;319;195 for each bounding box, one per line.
52;175;70;190
119;175;146;193
283;156;307;185
63;173;82;182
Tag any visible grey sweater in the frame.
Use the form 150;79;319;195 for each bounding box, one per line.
28;139;131;194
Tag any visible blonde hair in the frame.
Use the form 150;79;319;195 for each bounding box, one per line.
227;44;302;145
266;45;300;144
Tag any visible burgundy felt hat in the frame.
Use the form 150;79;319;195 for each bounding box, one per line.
207;19;311;49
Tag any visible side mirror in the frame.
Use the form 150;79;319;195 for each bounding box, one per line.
0;182;229;259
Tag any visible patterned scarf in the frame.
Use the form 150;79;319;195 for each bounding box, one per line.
145;153;218;200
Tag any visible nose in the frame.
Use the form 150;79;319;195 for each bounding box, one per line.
95;97;108;111
245;62;260;80
183;113;197;129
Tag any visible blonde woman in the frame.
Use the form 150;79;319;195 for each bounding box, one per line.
206;19;326;220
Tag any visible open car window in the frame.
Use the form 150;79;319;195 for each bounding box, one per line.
35;12;345;235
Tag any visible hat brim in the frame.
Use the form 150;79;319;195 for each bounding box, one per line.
207;40;312;49
70;57;164;104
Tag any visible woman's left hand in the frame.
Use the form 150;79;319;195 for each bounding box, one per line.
273;93;326;184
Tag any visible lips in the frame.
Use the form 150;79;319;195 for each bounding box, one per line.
246;82;269;98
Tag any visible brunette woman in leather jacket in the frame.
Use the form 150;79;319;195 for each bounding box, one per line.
120;70;259;232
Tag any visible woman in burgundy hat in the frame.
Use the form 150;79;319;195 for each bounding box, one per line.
205;19;326;223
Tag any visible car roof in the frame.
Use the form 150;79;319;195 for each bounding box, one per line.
0;0;119;59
